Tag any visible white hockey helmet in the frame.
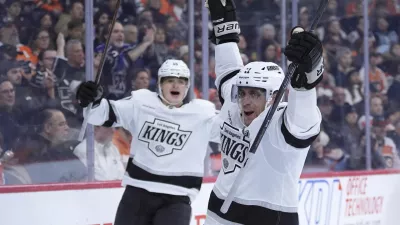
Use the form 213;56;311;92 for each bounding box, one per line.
157;59;191;105
231;61;284;104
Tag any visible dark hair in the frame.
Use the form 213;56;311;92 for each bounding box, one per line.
68;19;83;30
69;0;83;12
35;108;58;132
0;75;10;85
37;49;55;62
94;9;108;25
132;68;150;80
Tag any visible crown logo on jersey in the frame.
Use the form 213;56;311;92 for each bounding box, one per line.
220;122;251;174
138;119;192;157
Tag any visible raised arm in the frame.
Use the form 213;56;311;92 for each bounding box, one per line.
281;27;324;147
207;0;243;104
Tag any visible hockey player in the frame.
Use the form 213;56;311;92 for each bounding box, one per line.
76;59;220;225
204;0;323;224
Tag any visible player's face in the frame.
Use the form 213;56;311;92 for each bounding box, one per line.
160;77;188;105
237;87;267;126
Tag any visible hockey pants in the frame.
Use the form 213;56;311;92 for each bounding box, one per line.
114;185;192;225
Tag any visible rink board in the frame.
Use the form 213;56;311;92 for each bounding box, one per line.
0;170;400;225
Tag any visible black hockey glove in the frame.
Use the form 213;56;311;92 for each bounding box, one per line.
205;0;240;45
76;81;104;107
284;26;324;91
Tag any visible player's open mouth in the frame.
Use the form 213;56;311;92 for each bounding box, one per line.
171;91;180;96
244;111;254;116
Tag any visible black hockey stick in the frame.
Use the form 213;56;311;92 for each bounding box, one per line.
78;0;121;141
220;0;329;213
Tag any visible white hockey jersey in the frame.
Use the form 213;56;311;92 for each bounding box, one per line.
84;89;221;202
205;43;322;225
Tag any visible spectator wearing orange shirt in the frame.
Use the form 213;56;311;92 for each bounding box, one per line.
359;53;388;94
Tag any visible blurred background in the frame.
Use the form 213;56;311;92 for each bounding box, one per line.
0;0;399;185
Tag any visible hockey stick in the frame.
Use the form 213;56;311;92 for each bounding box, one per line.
220;0;329;214
78;0;121;141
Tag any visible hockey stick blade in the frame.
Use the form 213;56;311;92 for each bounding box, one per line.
220;0;329;214
78;0;121;141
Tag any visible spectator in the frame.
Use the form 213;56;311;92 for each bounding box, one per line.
96;21;154;99
94;9;109;27
353;132;387;170
130;69;150;91
330;87;350;124
145;25;173;75
261;43;280;65
37;49;57;72
43;38;85;130
54;1;84;36
340;105;363;169
0;78;23;151
318;95;344;149
371;116;399;168
28;29;52;63
65;19;84;43
9;108;87;184
1;0;29;43
124;23;138;45
331;47;354;87
344;69;363;105
36;12;57;43
0;60;38;113
74;126;125;181
359;53;388;94
373;16;399;54
388;120;400;154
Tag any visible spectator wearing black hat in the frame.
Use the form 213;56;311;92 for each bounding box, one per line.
340;104;363;169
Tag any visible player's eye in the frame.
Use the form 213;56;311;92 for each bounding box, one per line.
177;78;187;85
237;90;245;99
249;90;262;99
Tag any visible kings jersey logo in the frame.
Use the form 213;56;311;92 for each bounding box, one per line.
138;119;192;157
220;122;250;174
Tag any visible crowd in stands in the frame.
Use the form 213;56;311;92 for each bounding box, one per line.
0;0;399;185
